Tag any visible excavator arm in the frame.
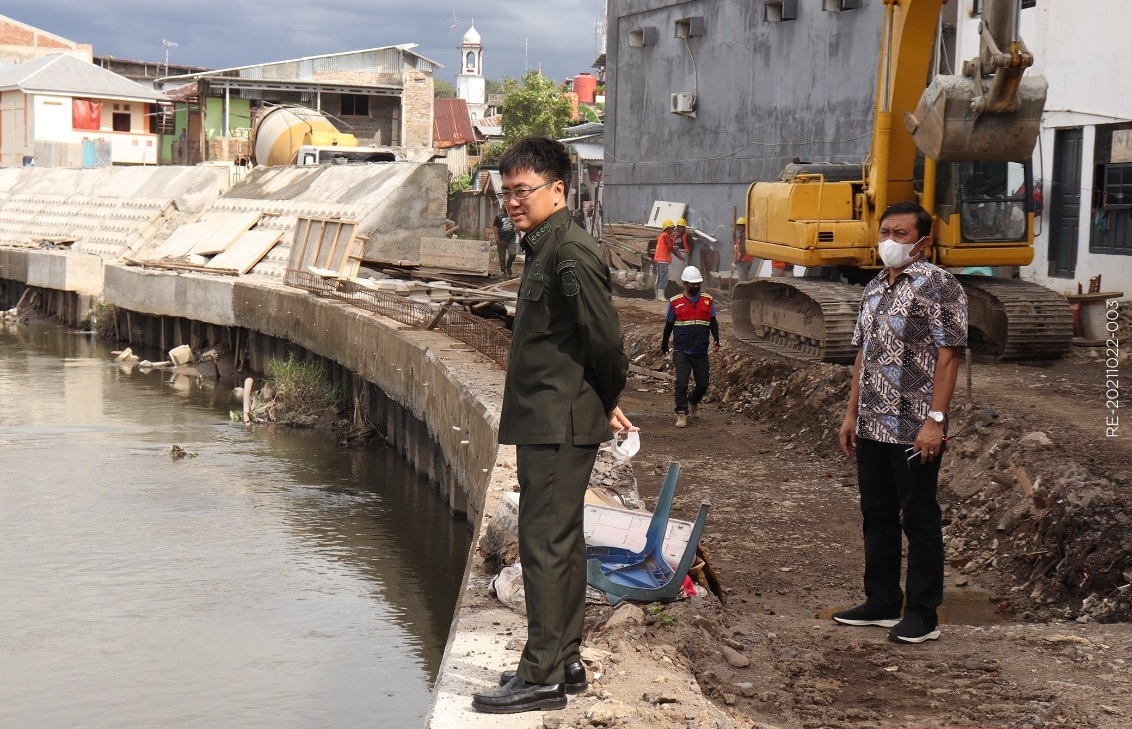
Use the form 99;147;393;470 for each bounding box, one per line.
906;0;1047;163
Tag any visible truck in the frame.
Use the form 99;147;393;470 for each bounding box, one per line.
733;0;1072;363
252;105;401;167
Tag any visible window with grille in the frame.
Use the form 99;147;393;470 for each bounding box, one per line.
1090;124;1132;256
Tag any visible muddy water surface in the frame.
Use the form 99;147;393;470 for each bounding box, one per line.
0;324;470;728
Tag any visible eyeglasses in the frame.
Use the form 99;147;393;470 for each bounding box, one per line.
497;180;556;203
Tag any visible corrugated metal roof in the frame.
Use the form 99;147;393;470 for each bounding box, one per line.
476;124;503;138
565;140;604;163
164;45;443;84
566;122;604;136
0;54;168;102
434;97;476;148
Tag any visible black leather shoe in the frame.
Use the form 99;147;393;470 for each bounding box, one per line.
472;676;566;714
499;660;588;694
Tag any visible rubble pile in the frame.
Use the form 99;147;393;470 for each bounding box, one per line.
939;402;1131;623
619;314;1130;625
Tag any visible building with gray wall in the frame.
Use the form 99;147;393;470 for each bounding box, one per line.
603;0;885;262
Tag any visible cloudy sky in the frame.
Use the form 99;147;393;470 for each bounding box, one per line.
5;1;607;84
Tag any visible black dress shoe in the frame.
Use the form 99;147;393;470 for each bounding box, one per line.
499;660;588;694
472;676;566;714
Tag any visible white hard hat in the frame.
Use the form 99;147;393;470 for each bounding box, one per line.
681;266;703;284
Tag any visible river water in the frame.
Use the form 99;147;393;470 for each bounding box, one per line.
0;323;471;728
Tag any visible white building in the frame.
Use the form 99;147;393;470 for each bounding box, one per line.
456;26;486;121
0;53;168;167
954;1;1132;297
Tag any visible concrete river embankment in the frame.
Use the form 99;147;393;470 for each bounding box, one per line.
0;164;543;727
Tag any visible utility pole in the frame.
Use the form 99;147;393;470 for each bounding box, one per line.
162;39;178;77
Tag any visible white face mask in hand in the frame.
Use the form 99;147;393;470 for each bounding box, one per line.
610;430;640;461
877;237;922;268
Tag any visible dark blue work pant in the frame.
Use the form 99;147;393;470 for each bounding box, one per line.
673;350;709;414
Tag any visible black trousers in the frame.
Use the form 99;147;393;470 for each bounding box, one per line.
514;438;598;685
854;437;945;625
673;350;709;414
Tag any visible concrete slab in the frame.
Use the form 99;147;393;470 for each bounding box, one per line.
420;237;490;275
187;211;263;255
206;229;283;274
26;250;104;295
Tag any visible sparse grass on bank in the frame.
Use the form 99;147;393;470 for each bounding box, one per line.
260;354;346;427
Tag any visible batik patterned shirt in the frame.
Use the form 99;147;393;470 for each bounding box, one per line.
851;260;968;445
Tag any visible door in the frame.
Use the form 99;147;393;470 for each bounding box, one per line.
1047;128;1082;278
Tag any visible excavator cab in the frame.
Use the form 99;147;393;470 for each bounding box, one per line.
935;159;1032;243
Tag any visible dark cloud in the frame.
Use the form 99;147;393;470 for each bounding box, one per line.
2;1;606;83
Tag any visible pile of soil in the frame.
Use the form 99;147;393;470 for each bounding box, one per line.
542;295;1132;729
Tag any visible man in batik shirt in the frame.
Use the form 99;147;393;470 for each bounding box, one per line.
835;201;968;645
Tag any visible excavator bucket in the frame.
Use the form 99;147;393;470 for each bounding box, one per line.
906;75;1048;162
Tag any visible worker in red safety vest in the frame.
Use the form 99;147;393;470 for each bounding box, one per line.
660;266;720;428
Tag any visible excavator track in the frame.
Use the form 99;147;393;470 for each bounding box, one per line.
731;279;862;364
732;276;1074;364
958;276;1073;360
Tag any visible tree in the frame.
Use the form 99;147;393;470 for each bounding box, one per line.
500;70;574;145
480;142;506;167
576;106;601;124
434;79;456;98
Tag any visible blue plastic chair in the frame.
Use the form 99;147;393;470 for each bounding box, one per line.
586;461;710;605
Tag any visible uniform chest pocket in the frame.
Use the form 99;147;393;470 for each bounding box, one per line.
515;281;550;334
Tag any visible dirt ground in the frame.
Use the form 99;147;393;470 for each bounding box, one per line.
553;293;1132;729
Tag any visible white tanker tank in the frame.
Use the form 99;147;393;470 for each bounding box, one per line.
252;106;359;166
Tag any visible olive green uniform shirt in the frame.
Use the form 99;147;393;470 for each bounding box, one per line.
498;208;628;446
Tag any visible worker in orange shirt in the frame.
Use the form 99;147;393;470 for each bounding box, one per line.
672;218;698;269
652;219;685;301
733;216;756;282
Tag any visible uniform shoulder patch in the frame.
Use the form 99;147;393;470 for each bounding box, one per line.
560;269;581;297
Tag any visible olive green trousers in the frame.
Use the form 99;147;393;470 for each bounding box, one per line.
514;439;598;685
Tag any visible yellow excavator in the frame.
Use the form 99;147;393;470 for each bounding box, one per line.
733;0;1072;364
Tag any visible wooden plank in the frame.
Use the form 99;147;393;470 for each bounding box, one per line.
206;229;284;274
340;228;363;279
629;364;675;381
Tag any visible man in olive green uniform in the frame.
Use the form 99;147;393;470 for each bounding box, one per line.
472;137;635;714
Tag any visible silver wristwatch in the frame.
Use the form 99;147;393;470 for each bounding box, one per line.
926;410;945;424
